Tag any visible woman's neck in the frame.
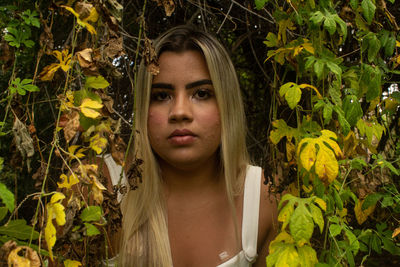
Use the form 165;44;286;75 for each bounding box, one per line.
159;157;223;197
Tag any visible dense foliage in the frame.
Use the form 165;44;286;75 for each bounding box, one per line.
0;0;400;266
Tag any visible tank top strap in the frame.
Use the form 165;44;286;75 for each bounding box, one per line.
102;154;127;202
241;165;262;263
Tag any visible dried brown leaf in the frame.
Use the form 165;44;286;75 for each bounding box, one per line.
104;37;124;59
143;37;159;75
0;240;17;264
60;111;81;143
76;48;93;68
152;0;175;16
110;135;126;166
74;2;93;20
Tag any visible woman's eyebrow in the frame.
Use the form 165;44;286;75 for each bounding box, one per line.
151;83;173;89
185;79;213;89
151;79;212;90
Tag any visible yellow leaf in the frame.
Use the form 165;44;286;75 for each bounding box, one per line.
314;197;327;211
80;98;103;119
51;192;66;204
89;133;107;154
57;173;79;190
8;246;40;267
84;6;99;23
64;259;82;267
45;192;66;261
392;227;400;238
354;199;375;225
315;144;338;184
45;217;56;261
396;40;400;47
53;49;72;72
302;40;315;54
299;83;322;99
62;5;97;35
299;140;317;171
91;176;106;204
38;63;61;81
319;131;343;158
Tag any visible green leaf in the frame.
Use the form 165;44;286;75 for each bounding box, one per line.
298;245;318;267
371;234;382;253
326;61;342;76
329;223;342;237
279;82;302;109
0;182;14;212
270;119;298;144
333;188;343;210
323;16;336;35
0;219;39;240
310;11;324;25
289;204;314;245
345;228;360;252
329;83;342;106
310;203;324;233
361;0;376;24
381;195;394;207
255;0;268;10
84;222;101;236
0;207;8;221
323;102;333;125
314;59;324;79
85;75;110;89
80;206;102;222
350;0;359;9
334;106;350;135
264;32;278;47
362;193;383;210
350;157;367;170
384;36;396;56
342;95;363;127
367;34;381;62
0;157;3;172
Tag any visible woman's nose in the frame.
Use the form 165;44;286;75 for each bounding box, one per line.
168;92;193;123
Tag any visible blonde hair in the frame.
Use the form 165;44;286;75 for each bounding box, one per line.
119;25;249;266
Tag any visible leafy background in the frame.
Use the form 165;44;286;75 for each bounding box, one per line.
1;0;400;266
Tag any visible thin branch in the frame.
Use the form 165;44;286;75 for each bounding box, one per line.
217;2;233;34
231;0;275;24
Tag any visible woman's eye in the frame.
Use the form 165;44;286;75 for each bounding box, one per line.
151;91;170;101
194;89;212;100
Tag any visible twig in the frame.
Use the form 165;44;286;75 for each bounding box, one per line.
217;2;233;34
231;0;274;24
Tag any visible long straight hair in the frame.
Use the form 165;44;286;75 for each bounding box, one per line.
119;25;249;266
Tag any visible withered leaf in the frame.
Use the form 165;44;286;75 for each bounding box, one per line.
104;37;125;59
13;117;35;159
110;134;126;166
152;0;175;16
60;111;81;143
8;246;40;267
74;2;94;20
143;37;159;75
0;240;17;264
76;48;93;68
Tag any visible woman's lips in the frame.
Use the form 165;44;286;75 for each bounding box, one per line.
168;129;196;145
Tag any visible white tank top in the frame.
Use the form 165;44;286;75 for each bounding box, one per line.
102;155;262;267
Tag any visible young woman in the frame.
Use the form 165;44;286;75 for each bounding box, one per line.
108;25;277;266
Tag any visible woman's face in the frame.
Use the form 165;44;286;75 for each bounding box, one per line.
147;50;221;170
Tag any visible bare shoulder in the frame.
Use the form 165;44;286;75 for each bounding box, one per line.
255;170;279;267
